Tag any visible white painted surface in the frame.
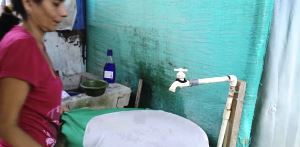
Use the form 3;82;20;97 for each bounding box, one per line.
44;32;85;89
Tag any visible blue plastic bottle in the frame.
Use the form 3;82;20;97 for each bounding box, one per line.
103;49;116;83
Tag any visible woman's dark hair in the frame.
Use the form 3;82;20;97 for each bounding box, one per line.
0;6;20;40
0;0;42;40
11;0;43;20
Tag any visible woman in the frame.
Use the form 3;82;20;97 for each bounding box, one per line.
0;0;67;146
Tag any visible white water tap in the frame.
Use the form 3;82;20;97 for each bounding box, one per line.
169;68;190;92
174;68;188;82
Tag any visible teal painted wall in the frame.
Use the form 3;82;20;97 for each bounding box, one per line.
86;0;273;146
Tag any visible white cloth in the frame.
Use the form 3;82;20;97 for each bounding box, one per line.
61;90;70;99
83;110;209;147
252;0;300;147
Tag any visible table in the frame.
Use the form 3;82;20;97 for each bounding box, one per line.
62;83;131;110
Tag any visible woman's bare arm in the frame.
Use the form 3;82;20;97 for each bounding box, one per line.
0;77;41;147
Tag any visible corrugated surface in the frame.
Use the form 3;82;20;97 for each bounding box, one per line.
86;0;273;146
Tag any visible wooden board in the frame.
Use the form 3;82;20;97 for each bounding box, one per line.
223;80;246;147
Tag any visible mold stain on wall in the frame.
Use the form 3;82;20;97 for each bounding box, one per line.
120;26;186;117
57;30;86;63
44;30;86;89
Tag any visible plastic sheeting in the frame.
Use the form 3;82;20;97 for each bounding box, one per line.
0;0;10;6
86;1;273;146
73;0;85;30
251;0;300;147
56;0;77;30
0;0;10;14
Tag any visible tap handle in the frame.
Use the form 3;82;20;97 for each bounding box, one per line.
174;68;188;72
174;68;188;80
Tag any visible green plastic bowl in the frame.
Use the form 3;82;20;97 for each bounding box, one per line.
80;80;108;96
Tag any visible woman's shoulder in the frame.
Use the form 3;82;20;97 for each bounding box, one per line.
0;25;34;47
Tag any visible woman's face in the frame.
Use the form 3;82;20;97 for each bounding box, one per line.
24;0;67;31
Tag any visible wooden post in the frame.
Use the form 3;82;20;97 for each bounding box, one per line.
134;79;143;108
223;80;246;147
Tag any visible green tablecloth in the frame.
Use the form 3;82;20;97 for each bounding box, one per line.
61;108;141;147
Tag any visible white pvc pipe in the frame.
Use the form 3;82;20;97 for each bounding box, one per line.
170;75;238;147
217;84;236;147
194;75;237;86
195;75;237;147
197;76;230;84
